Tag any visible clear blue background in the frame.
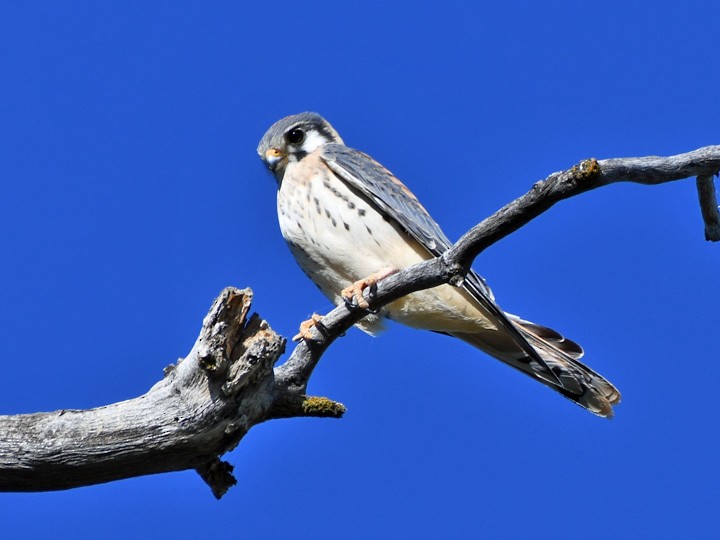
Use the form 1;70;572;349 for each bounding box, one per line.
1;2;718;538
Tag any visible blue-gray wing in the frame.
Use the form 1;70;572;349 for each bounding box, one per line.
321;144;451;252
320;144;563;386
321;143;496;297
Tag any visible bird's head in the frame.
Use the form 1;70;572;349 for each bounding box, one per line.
257;112;343;182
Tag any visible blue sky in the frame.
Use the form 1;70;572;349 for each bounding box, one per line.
1;2;719;538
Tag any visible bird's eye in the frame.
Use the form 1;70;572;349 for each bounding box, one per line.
286;128;305;145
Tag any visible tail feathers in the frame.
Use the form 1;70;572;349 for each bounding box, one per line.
507;314;584;360
451;322;621;418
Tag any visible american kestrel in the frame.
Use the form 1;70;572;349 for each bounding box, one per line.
258;112;620;417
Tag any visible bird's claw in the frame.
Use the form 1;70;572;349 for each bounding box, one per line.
341;280;372;310
293;314;325;342
341;267;398;311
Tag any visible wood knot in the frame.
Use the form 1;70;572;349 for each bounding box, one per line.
574;158;600;182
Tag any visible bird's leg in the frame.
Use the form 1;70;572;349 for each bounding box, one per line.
293;313;325;342
341;267;398;310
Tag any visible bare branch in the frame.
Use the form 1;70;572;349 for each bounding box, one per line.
0;288;285;497
1;145;716;497
697;175;720;241
276;146;720;393
451;146;720;266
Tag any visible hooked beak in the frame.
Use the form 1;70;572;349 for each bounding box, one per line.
263;148;285;172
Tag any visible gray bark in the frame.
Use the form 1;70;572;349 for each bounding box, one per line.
1;146;718;498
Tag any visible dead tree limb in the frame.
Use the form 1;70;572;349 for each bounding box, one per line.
1;146;717;498
275;146;720;401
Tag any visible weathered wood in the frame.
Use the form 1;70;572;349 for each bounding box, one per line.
0;146;717;498
0;289;284;498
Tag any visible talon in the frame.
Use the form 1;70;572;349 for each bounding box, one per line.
341;279;372;309
292;314;324;342
340;267;398;310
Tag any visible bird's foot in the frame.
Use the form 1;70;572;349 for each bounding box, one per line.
341;267;398;310
293;313;325;342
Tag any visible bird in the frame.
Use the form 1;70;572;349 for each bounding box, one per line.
257;112;620;417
